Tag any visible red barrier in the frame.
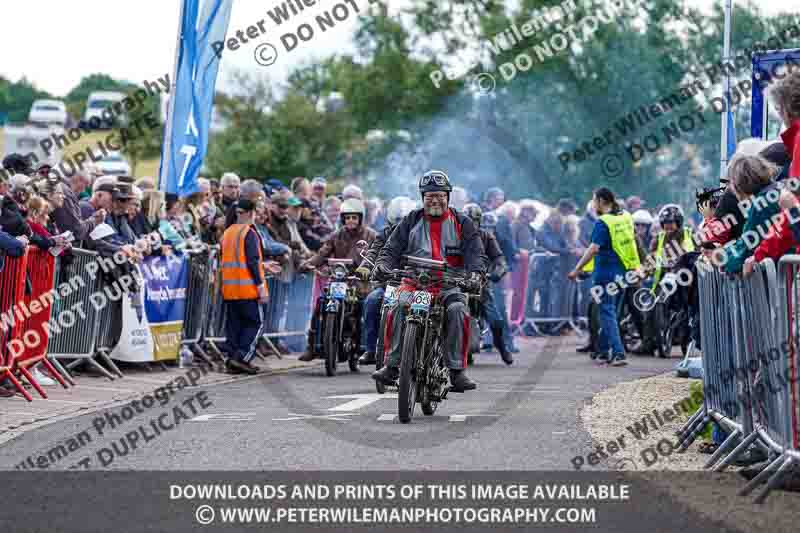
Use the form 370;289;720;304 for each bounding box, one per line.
15;247;68;397
509;250;529;327
0;248;33;401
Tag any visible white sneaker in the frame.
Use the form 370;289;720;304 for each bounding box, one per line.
32;366;57;386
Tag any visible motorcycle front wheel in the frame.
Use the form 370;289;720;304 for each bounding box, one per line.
398;321;420;423
324;313;338;376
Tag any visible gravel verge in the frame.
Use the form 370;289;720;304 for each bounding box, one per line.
581;371;800;533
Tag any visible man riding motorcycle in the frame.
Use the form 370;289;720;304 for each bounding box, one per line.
355;196;415;365
371;170;485;392
463;204;513;365
632;204;695;355
297;198;377;361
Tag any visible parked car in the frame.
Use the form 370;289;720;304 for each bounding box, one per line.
28;100;67;127
81;91;127;129
96;151;131;176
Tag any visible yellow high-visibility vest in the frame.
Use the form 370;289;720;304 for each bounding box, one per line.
581;212;640;274
653;228;695;288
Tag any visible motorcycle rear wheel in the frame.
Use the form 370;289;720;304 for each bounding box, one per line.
324;313;338;376
398;321;420;423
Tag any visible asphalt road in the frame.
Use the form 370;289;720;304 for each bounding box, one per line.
1;335;680;471
1;336;753;533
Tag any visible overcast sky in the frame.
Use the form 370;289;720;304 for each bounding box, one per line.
1;0;798;97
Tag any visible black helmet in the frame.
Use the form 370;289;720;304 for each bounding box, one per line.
463;203;482;226
419;170;453;196
658;204;684;228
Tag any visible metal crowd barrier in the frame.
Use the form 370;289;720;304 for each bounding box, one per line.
0;248;33;401
682;258;800;503
16;247;69;397
51;248;121;381
180;248;216;366
521;251;587;336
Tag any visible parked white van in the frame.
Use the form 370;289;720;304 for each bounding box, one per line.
82;91;127;129
28;99;67;127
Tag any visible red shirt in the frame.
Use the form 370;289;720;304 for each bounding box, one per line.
780;119;800;180
753;212;798;262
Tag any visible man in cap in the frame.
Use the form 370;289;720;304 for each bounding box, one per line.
220;198;269;374
310;177;327;208
80;176;116;220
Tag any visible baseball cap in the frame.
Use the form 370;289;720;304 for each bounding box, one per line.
311;177;327;187
236;198;257;212
287;196;302;207
93;176;117;194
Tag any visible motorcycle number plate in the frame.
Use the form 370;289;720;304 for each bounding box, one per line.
384;285;398;304
410;290;432;312
330;282;348;299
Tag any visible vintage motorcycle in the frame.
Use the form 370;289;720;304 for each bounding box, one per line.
313;258;368;376
382;256;479;423
633;258;692;358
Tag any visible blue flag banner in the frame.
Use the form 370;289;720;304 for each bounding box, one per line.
159;0;233;197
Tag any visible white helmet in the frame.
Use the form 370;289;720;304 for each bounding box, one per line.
341;184;363;201
339;198;365;221
632;209;654;225
387;196;414;225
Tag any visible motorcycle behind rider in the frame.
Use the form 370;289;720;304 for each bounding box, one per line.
463;204;513;365
371;170;486;392
297;198;377;361
355;196;415;366
632;204;694;355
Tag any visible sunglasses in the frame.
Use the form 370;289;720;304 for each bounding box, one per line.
276;203;289;209
420;172;448;187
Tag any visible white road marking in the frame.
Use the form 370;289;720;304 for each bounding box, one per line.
448;414;501;423
325;393;397;412
377;414;396;422
273;413;357;422
190;413;256;422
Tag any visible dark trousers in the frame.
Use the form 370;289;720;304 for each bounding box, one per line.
224;299;264;363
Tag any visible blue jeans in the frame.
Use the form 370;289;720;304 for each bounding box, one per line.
362;287;384;352
597;291;624;355
491;281;515;348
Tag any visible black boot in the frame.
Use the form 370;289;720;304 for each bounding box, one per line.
298;330;316;361
491;325;513;365
449;369;476;392
359;351;377;365
372;365;398;385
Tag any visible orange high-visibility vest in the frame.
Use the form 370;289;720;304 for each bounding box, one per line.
220;224;266;300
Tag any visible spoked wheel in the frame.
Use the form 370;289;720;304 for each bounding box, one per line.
654;303;673;359
421;343;443;416
398;321;420;423
348;348;359;373
324;313;338;376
